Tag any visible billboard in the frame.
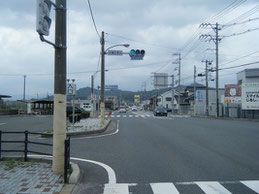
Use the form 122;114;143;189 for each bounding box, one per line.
153;73;168;89
134;95;140;103
242;83;259;110
224;84;241;103
105;85;118;90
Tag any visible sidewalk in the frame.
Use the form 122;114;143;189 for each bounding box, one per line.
0;160;64;194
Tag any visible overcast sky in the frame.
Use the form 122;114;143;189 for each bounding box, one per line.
0;0;259;100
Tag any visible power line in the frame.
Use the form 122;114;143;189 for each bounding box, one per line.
105;32;178;50
85;0;101;39
221;16;259;28
221;50;259;67
222;26;259;38
219;60;259;71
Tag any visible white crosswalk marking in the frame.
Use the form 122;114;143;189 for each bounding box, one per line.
150;183;180;194
146;115;151;117
116;115;120;118
196;181;232;194
111;115;114;118
135;115;139;117
129;115;133;117
103;183;130;194
241;180;259;193
123;115;127;118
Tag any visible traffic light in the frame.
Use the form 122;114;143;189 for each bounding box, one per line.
129;49;145;60
36;0;52;36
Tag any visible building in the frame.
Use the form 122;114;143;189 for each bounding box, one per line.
237;68;259;84
157;90;178;111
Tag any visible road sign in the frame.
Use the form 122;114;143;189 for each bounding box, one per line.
107;50;123;56
67;83;76;96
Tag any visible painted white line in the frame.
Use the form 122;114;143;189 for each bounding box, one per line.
146;115;151;117
129;115;133;118
111;115;115;118
150;183;180;194
241;180;259;193
103;183;130;194
116;115;120;118
0;123;7;126
28;155;117;184
123;115;127;118
196;181;231;194
135;115;139;117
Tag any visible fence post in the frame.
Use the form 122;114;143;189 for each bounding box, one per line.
64;136;70;183
24;131;28;162
0;131;2;160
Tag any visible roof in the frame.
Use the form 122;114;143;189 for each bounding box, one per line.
0;94;11;100
17;100;53;104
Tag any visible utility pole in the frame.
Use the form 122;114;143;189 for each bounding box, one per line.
91;75;94;117
100;31;105;124
171;75;174;114
215;23;219;117
23;75;26;100
193;66;196;116
173;53;181;114
200;22;220;117
53;0;67;175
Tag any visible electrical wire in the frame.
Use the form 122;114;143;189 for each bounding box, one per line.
221;16;259;28
221;50;259;67
222;26;259;38
219;60;259;70
105;32;178;50
85;0;101;39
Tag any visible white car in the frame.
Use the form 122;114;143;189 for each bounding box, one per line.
131;107;137;111
119;107;127;113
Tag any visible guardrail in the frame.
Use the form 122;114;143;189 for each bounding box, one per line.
0;130;70;183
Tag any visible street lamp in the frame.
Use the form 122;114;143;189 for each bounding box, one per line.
100;31;129;124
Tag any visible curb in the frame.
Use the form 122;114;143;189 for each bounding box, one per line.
67;119;112;136
190;115;259;122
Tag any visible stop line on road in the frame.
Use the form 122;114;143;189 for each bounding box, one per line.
102;180;259;194
105;114;189;119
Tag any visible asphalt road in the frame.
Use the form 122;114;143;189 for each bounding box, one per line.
1;113;259;193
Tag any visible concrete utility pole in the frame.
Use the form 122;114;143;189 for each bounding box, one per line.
215;23;219;117
202;60;212;116
23;75;26;100
172;53;181;113
200;22;220;117
193;66;196;116
100;31;105;124
171;75;174;114
53;0;67;175
91;75;94;117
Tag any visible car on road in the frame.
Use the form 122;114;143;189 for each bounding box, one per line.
119;106;127;113
131;106;137;111
154;106;167;116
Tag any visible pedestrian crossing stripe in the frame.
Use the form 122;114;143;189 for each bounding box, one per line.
102;180;259;194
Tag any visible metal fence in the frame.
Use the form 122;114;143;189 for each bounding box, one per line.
0;130;71;183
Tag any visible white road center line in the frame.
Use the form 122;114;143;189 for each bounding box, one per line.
150;183;180;194
196;181;232;194
241;180;259;193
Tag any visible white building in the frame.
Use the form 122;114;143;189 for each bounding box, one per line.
157;90;178;110
237;68;259;84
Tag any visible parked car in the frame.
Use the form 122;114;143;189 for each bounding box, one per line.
154;106;167;116
66;106;82;117
119;106;127;113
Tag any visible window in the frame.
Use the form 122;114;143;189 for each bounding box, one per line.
166;97;172;101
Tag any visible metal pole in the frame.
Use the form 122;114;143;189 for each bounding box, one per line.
91;75;94;117
53;0;67;175
72;95;75;128
194;66;196;116
171;75;174;114
23;75;26;100
178;54;181;114
216;23;219;117
101;31;105;124
205;60;209;116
